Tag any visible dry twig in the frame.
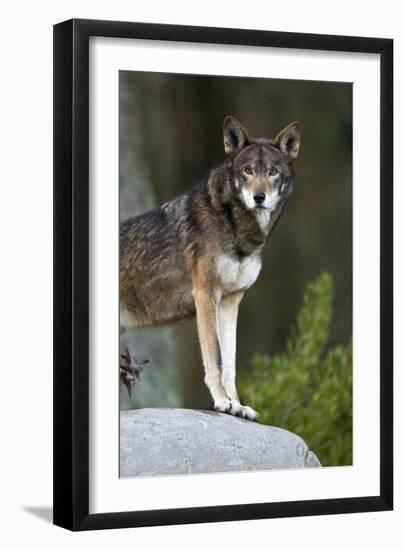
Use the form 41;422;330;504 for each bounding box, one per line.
120;348;149;397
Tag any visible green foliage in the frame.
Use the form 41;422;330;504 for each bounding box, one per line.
239;273;352;466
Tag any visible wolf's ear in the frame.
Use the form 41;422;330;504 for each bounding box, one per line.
272;122;301;162
223;116;250;155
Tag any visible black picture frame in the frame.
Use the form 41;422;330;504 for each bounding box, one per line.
53;18;393;531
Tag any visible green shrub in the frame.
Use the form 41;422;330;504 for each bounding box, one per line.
239;273;352;466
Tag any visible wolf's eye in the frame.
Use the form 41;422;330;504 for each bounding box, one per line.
269;168;278;176
244;166;253;175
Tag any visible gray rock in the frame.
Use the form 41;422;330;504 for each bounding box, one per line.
120;408;321;477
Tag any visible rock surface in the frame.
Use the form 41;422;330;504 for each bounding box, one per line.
120;408;320;477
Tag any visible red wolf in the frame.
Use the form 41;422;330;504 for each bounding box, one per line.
120;116;301;420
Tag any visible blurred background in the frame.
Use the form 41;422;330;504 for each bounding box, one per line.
119;71;352;464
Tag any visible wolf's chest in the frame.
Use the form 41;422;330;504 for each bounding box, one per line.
216;254;262;293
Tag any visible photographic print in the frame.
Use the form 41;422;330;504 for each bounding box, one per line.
54;19;392;530
119;71;352;477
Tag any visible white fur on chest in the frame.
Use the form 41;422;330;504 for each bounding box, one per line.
255;208;272;232
217;254;262;292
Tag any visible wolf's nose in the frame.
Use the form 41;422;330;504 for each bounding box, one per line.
253;192;266;205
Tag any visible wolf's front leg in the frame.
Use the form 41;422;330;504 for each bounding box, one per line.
193;285;231;413
218;292;259;421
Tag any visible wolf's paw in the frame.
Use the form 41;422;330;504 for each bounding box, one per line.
240;405;260;421
214;398;232;413
229;401;259;421
228;399;243;417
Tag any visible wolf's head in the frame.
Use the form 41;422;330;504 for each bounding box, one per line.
223;116;301;214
